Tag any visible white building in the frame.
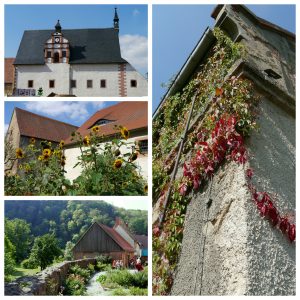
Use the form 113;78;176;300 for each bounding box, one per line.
13;9;147;97
64;101;148;181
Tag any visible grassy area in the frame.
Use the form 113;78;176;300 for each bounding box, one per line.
10;265;40;280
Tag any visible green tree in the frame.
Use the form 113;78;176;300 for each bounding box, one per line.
5;218;32;263
4;235;16;280
64;241;75;260
29;234;62;270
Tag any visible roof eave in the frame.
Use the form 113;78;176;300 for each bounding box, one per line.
153;27;216;119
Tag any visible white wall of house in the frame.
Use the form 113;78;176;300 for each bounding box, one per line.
64;135;148;182
15;63;147;97
125;64;148;97
16;63;70;96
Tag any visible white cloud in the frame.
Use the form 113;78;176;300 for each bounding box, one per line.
132;9;140;16
119;34;148;75
24;101;89;122
89;101;106;110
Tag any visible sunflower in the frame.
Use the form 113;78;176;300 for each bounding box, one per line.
114;159;123;169
43;148;51;159
38;155;44;161
91;125;100;133
59;140;65;148
83;135;90;146
120;126;129;140
30;137;36;144
16;148;24;159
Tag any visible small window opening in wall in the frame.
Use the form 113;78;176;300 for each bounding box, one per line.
139;139;148;154
47;51;51;58
49;80;55;88
71;80;76;88
62;51;67;58
264;69;281;79
131;80;137;88
28;80;33;88
87;80;93;88
100;80;106;88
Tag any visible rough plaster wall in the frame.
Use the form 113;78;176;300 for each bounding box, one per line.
225;6;295;97
245;96;295;295
171;162;249;295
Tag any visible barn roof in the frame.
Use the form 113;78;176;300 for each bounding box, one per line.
14;107;78;142
73;222;134;252
65;101;148;145
14;28;127;65
99;224;134;252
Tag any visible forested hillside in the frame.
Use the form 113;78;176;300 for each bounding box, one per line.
5;200;148;247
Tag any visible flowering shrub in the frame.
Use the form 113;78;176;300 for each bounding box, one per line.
4;126;147;196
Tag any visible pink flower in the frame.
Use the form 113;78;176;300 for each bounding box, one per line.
288;224;296;242
153;226;160;237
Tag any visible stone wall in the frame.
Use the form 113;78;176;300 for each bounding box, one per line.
5;258;96;296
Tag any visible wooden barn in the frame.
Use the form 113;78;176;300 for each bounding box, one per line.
72;222;135;266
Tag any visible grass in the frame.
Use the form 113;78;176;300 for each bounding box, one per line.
8;265;40;281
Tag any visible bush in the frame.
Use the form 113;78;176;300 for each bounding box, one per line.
99;269;148;289
96;254;112;264
69;264;91;282
64;274;86;296
111;288;128;296
21;258;38;269
87;263;94;272
129;287;148;296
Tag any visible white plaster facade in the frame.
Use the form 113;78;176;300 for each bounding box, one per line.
64;135;148;182
15;63;147;97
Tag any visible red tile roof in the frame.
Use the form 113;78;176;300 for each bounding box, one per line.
65;101;147;145
99;223;134;252
5;58;15;83
15;107;78;142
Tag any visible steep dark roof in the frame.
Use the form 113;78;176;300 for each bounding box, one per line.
14;28;127;65
65;101;148;145
134;234;148;249
15;107;78;142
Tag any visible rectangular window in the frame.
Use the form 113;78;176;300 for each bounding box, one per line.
49;80;55;88
62;51;67;58
71;80;76;88
28;80;33;88
139;140;148;154
100;80;106;88
47;51;51;58
130;80;137;88
87;80;93;88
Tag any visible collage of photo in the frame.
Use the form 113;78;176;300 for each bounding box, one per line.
2;0;296;297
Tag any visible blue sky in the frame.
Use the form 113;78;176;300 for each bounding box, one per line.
153;4;296;112
5;101;118;130
5;4;148;75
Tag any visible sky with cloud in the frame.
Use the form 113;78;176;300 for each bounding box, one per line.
5;101;118;132
5;4;148;75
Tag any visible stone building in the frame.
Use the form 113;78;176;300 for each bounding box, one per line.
12;9;147;97
5;107;78;174
153;5;295;296
64;101;148;181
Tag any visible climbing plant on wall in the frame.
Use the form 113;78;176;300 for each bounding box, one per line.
152;28;295;295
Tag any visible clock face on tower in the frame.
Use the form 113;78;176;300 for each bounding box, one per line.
54;37;60;43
